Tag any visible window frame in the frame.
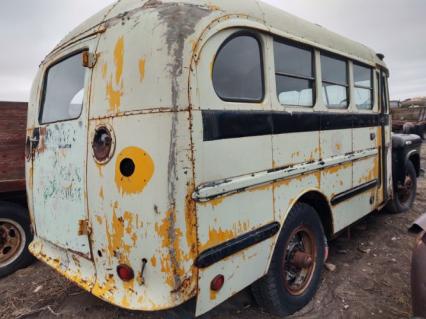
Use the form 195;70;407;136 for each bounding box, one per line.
320;52;350;110
273;37;316;108
353;62;374;110
212;31;265;104
38;49;88;125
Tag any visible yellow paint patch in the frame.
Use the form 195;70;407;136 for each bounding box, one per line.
114;37;124;85
323;161;352;175
105;203;137;266
106;82;122;112
210;289;217;300
200;227;235;251
155;209;188;289
138;58;145;82
102;63;108;79
92;274;117;303
150;255;157;267
106;37;125;113
114;147;154;195
99;187;104;200
96;215;103;225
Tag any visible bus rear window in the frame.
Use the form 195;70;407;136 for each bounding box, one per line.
40;52;86;124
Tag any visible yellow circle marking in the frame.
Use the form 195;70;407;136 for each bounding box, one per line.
115;147;154;195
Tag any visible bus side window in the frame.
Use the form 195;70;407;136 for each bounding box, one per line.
354;63;374;110
321;54;349;109
212;33;264;103
273;39;315;107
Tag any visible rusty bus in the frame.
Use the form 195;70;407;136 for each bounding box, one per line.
25;0;421;316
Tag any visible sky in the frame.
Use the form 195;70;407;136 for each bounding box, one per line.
0;0;425;102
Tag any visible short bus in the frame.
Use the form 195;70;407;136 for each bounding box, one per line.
25;0;420;316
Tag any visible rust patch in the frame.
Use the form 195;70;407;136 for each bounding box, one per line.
155;210;185;289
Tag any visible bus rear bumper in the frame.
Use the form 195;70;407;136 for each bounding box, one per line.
29;236;192;312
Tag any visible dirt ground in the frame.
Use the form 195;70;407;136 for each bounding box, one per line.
1;145;425;319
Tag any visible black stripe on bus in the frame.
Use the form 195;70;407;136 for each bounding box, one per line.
202;110;389;141
330;180;378;206
195;222;280;269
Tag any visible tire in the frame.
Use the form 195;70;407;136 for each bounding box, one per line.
251;203;325;316
386;160;417;214
0;201;35;278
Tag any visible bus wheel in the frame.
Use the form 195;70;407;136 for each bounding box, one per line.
0;202;34;278
251;203;325;316
387;161;417;214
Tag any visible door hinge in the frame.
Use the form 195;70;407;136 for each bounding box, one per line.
82;51;97;68
78;219;92;236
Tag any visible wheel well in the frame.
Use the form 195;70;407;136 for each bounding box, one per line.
298;191;334;239
409;153;421;177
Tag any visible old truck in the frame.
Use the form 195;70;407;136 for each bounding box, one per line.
0;101;34;277
391;98;426;139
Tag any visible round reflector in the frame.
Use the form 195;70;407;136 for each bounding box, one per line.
210;274;225;292
117;264;135;282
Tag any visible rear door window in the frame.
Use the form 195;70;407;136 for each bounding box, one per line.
40;52;86;124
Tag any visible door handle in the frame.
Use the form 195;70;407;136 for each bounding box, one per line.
370;133;376;141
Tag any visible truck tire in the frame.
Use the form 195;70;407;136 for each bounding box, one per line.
251;203;325;316
0;202;34;278
386;161;417;214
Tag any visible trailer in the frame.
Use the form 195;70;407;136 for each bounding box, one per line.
0;101;34;277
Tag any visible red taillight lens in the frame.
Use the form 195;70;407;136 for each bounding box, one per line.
210;274;225;292
117;264;134;282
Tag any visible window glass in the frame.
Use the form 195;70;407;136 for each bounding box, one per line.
354;64;371;87
40;52;86;124
321;54;348;109
354;63;373;109
274;40;314;107
212;35;263;102
274;41;312;77
277;77;313;106
354;88;372;109
321;55;348;85
322;83;348;109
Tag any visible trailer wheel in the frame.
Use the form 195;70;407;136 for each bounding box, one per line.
251;203;325;316
387;161;417;214
0;202;34;278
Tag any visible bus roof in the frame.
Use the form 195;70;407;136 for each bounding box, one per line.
49;0;386;68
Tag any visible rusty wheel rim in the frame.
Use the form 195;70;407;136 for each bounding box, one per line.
398;175;414;204
0;218;25;267
283;225;317;296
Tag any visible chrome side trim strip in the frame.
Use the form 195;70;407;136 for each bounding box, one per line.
193;148;378;201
